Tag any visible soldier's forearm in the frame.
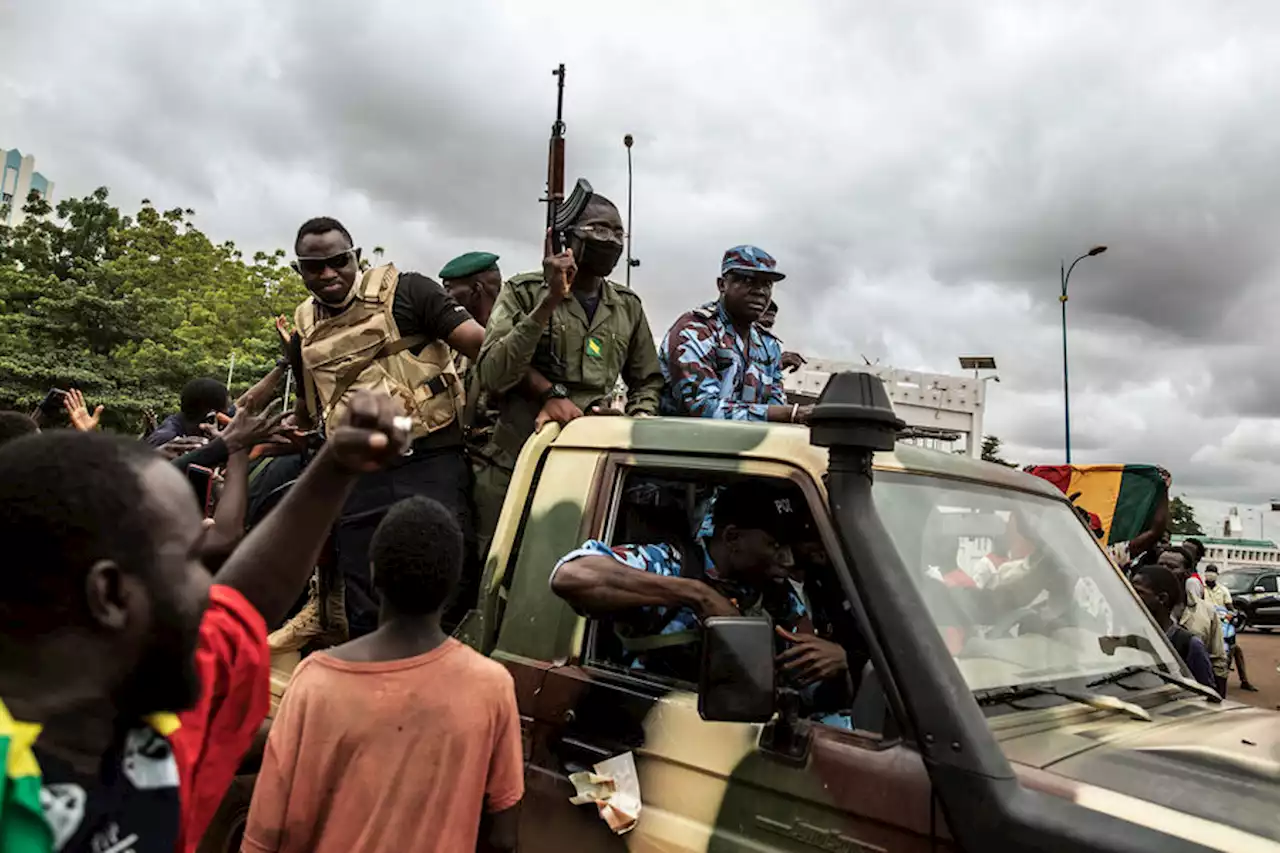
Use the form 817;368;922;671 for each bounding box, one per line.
477;316;545;394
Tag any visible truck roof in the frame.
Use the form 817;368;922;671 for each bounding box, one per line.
549;416;1063;499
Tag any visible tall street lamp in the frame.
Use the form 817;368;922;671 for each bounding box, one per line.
623;134;640;286
1060;245;1108;464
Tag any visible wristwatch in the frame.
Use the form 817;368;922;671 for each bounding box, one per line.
542;383;569;402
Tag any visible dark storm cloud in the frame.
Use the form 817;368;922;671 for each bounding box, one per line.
6;0;1280;506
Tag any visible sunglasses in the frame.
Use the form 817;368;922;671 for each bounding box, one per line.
293;249;357;276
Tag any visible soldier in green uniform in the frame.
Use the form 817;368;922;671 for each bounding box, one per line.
473;179;664;556
440;251;506;563
439;250;504;442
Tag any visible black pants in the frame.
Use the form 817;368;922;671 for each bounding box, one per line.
334;445;476;638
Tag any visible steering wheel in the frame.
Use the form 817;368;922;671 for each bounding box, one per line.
985;606;1039;639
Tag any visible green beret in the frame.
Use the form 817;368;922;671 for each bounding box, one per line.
438;251;499;281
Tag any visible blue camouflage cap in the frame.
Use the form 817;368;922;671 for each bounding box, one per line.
720;245;785;281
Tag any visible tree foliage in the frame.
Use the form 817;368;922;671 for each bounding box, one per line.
1168;495;1205;536
0;188;308;430
980;435;1016;467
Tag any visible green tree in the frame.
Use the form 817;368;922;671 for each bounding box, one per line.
0;188;308;430
1168;495;1205;536
980;435;1016;467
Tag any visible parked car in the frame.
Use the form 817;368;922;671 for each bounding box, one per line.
1220;566;1280;630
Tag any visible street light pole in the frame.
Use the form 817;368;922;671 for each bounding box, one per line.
624;134;636;287
1060;245;1108;464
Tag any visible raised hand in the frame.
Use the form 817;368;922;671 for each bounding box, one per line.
64;389;103;432
212;401;288;454
541;229;576;306
323;390;412;473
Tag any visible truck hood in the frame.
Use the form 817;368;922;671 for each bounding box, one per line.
999;698;1280;842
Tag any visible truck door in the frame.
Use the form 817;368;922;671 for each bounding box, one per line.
524;454;946;852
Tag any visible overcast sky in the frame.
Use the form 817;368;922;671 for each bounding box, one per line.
4;1;1280;536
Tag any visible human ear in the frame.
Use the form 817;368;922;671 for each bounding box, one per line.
85;560;136;631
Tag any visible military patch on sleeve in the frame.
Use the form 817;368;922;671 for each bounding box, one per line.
586;336;603;358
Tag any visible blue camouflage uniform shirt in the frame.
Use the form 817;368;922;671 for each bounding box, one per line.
552;536;807;672
658;300;787;420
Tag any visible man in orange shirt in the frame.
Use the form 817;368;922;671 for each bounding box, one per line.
243;495;523;853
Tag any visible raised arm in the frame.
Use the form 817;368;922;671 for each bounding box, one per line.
213;391;409;626
477;250;574;395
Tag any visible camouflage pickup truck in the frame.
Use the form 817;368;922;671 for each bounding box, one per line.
208;374;1280;853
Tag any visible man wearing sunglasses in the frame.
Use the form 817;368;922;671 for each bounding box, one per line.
289;217;487;637
472;179;664;557
659;245;812;424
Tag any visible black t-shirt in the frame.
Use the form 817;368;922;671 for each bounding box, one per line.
296;272;473;450
35;724;181;853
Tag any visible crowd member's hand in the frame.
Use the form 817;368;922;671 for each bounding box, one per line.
139;408;158;438
158;436;206;459
275;314;293;353
780;351;807;373
586;404;623;417
542;230;576;306
212;402;288;455
323;391;411;473
63;389;103;432
775;627;848;687
535;397;584;431
695;587;740;620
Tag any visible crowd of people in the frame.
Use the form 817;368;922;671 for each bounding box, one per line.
0;177;818;853
0;173;1265;852
1129;539;1257;697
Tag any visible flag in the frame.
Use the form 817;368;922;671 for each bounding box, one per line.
1024;464;1167;546
0;701;52;853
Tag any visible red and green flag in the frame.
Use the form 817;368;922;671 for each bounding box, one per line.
1025;464;1167;546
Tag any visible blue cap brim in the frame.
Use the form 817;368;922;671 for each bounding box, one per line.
721;265;786;282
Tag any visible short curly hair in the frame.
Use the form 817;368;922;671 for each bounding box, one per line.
0;411;38;447
369;497;462;616
0;431;161;636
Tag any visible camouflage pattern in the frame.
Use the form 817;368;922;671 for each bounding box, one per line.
238;415;1278;852
552;539;806;673
659;300;787;419
720;244;785;280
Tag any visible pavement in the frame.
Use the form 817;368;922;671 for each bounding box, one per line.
1228;630;1280;709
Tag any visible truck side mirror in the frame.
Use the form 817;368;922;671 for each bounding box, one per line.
1254;586;1266;594
699;616;776;722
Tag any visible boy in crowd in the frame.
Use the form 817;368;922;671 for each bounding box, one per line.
243;497;523;853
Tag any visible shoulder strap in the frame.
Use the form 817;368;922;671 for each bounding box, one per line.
360;263;398;302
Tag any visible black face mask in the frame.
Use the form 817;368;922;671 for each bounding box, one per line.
574;237;623;278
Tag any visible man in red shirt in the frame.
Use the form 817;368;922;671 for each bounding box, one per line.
0;391;409;853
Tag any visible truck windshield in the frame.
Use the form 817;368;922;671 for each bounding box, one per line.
1220;570;1258;594
871;473;1181;692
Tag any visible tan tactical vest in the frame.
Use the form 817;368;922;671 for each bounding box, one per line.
294;263;465;441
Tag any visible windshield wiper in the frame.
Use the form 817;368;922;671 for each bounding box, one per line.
975;683;1152;722
1086;664;1222;703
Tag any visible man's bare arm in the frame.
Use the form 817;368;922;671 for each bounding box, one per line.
215;392;406;626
